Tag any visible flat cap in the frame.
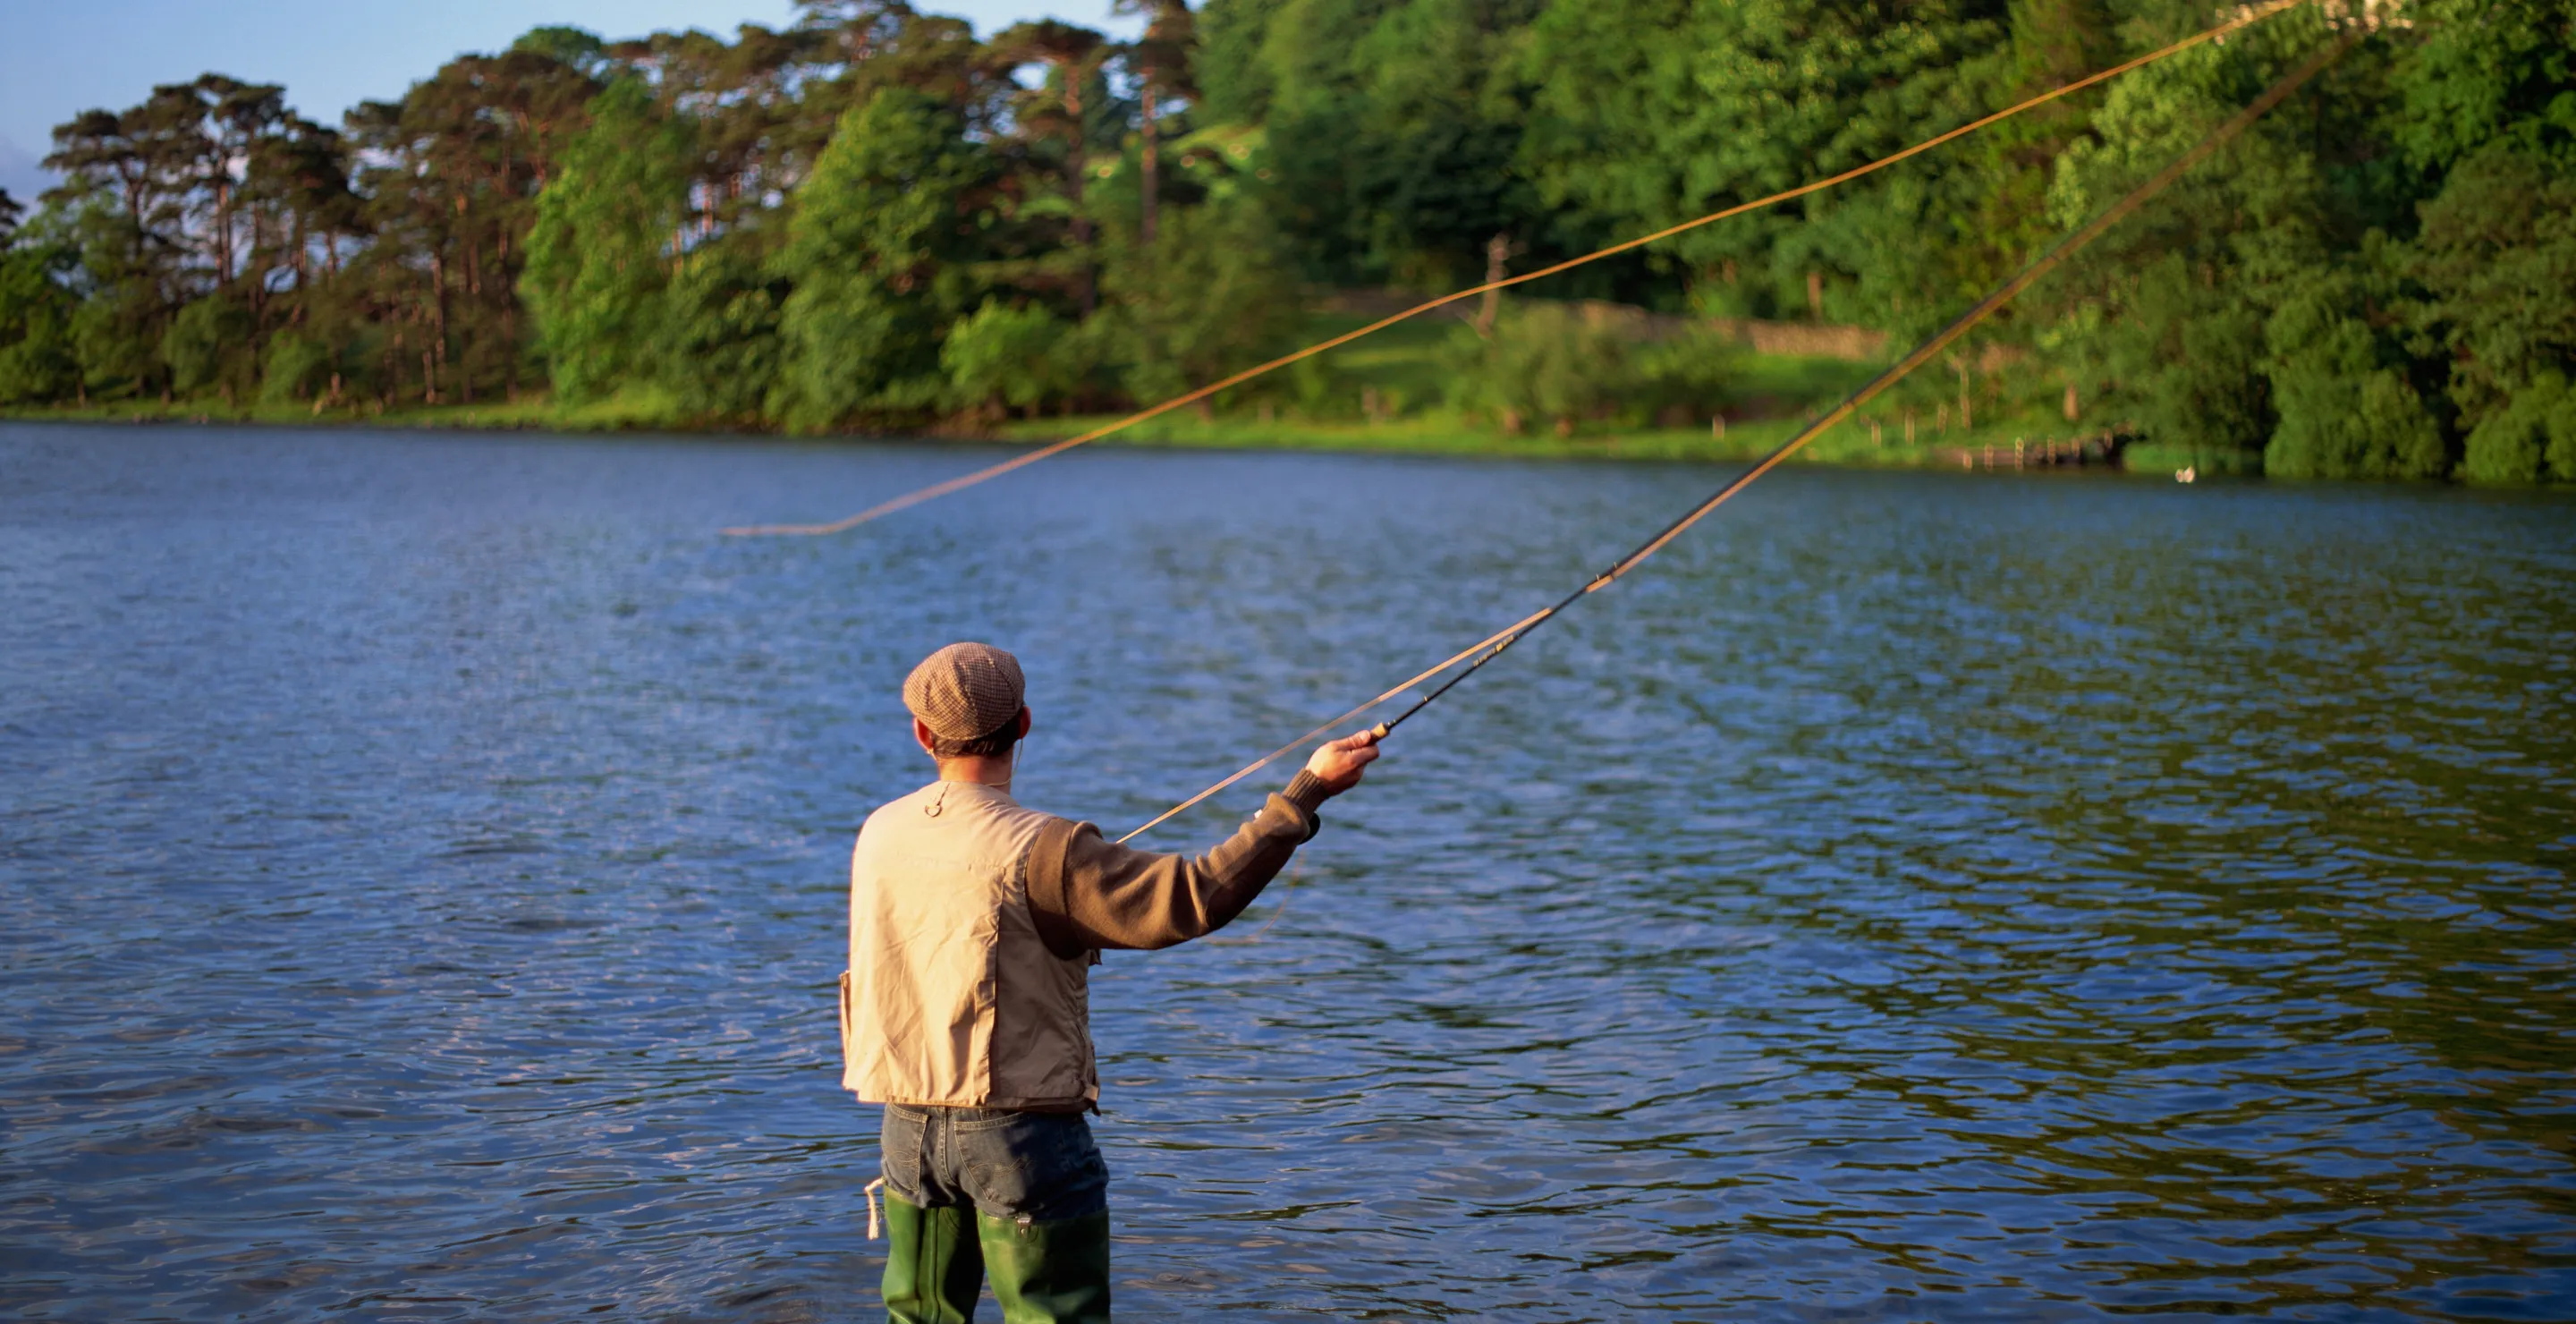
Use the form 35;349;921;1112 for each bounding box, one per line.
902;642;1026;740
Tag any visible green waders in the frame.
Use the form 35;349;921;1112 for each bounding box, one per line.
882;1192;1112;1324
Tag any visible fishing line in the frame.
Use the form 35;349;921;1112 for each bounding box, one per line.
1119;24;2359;845
723;0;2309;539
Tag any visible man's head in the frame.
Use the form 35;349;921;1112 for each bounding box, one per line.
903;641;1030;760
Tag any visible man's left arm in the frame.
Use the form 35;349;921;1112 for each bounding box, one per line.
1026;731;1379;953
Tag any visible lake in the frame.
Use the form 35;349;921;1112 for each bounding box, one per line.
3;422;2571;1320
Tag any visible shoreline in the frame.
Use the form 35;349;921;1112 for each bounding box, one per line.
0;399;2152;477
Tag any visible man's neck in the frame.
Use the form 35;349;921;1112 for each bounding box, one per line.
934;755;1013;790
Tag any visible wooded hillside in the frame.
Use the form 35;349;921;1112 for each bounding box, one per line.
1;0;2570;481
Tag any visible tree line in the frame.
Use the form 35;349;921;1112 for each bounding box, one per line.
0;0;2569;481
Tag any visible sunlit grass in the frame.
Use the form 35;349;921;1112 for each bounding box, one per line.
2;311;2145;475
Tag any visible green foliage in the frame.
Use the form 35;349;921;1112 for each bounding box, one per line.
257;332;335;406
7;0;2571;489
2266;367;2447;480
162;297;257;402
0;216;82;404
2042;13;2469;476
2461;373;2576;483
773;88;992;430
656;236;789;423
1095;189;1301;403
521;79;693;404
2399;0;2576;169
71;284;161;398
1448;301;1739;433
2413;144;2576;423
511;25;611;77
1449;301;1631;430
2262;266;2446;480
1224;0;1538;288
942;299;1070;413
2123;271;2275;464
1634;325;1742;421
1520;0;2008;318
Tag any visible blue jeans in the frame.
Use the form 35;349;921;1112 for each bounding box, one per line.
877;1106;1112;1324
879;1105;1111;1223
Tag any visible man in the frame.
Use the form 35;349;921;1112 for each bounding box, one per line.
841;641;1381;1323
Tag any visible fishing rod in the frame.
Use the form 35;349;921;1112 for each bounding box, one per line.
723;0;2311;540
1118;22;2360;846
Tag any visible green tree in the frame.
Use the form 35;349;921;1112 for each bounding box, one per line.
657;234;791;422
161;296;258;403
2414;147;2576;421
2041;11;2436;472
70;272;165;401
1114;0;1200;250
1094;186;1300;403
1211;0;1545;289
990;20;1114;313
0;207;82;404
772;87;993;430
521;78;693;403
942;297;1071;415
1324;0;1539;289
2398;0;2576;170
353;46;602;404
2460;372;2576;483
2397;0;2576;480
1520;0;2005;319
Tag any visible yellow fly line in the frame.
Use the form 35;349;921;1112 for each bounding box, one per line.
723;0;2311;539
1116;21;2360;845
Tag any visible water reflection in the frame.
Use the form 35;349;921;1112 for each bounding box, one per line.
1;423;2569;1320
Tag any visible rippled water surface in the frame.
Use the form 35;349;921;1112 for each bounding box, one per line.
4;423;2572;1321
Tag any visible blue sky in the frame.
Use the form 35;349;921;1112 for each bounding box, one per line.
0;0;1134;204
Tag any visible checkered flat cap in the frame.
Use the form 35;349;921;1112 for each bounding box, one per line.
902;642;1026;740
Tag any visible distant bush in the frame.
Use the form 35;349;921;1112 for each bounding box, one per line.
257;333;335;406
0;228;79;404
161;298;256;403
2263;267;2445;480
1450;301;1735;434
943;298;1070;417
2123;441;2264;477
2461;374;2576;484
1450;301;1629;433
1634;326;1741;424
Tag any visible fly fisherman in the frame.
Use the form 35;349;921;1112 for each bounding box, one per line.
841;642;1381;1323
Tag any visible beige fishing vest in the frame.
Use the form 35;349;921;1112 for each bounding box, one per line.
839;780;1097;1110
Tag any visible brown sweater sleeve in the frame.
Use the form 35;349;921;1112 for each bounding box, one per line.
1027;771;1332;955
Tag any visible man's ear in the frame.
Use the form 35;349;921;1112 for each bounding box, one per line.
1014;707;1032;739
914;717;938;755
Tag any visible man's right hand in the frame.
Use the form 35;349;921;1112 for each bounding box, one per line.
1304;728;1383;795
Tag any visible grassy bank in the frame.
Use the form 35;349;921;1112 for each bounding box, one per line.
0;381;2136;474
987;395;2126;471
1;394;571;431
3;309;2140;474
986;310;2130;471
